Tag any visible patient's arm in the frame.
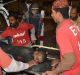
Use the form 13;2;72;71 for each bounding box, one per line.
0;47;36;72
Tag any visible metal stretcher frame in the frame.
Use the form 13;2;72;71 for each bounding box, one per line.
31;45;59;51
31;45;60;60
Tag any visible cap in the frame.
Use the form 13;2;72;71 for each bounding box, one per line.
52;0;69;9
31;3;39;9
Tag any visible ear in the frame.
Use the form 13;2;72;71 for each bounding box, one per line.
57;12;63;18
17;19;19;22
52;10;55;13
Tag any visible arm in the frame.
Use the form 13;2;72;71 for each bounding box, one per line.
0;28;10;40
28;24;36;44
0;47;36;72
52;53;76;74
44;53;76;75
30;27;37;42
25;23;37;42
4;59;36;72
45;30;76;75
55;29;76;74
4;57;29;72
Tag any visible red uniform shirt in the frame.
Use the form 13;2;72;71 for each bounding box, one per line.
1;22;33;46
56;19;80;75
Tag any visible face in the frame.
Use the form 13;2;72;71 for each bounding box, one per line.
33;51;44;63
51;9;59;23
31;9;38;15
70;8;78;20
9;16;18;28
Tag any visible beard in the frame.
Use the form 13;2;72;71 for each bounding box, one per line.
70;16;78;21
10;23;19;28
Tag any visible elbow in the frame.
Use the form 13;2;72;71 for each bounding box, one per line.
62;53;76;70
68;59;75;68
65;57;76;70
70;57;76;66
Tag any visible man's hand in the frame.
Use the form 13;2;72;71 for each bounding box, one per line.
28;60;37;67
31;40;36;45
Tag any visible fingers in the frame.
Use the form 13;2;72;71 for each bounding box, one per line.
28;60;37;67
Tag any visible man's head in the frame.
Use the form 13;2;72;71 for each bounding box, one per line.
31;3;39;15
8;13;19;28
51;0;69;23
33;50;47;63
70;6;78;21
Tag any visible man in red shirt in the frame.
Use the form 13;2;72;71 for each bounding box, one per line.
43;0;80;75
0;13;36;47
0;47;36;75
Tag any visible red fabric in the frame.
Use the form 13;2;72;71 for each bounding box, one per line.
0;67;2;75
52;0;69;9
1;22;33;46
0;48;13;75
0;48;12;68
39;36;44;41
56;19;80;75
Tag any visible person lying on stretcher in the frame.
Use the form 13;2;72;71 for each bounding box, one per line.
0;47;37;74
0;46;60;74
27;49;60;74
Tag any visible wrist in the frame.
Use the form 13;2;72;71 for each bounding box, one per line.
28;63;32;68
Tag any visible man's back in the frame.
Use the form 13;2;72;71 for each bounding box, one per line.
56;19;80;75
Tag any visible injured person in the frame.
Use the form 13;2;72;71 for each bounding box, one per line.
27;49;60;74
1;46;60;75
0;47;37;75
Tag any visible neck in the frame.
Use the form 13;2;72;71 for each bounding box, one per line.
57;18;67;29
59;18;66;24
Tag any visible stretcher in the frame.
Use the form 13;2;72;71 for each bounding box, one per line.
1;45;60;75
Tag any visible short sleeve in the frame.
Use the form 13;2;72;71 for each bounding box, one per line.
1;28;11;38
24;23;34;30
28;24;34;29
57;31;74;55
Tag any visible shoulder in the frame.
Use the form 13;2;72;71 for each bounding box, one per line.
19;22;33;29
5;27;11;31
63;19;74;30
20;21;33;26
57;20;74;35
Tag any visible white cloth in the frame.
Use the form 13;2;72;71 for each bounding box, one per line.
4;58;29;72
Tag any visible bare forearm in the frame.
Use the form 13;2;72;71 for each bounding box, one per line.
54;53;76;74
54;59;73;74
31;27;36;41
0;48;37;72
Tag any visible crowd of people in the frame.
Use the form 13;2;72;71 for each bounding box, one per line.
0;0;80;75
70;6;80;27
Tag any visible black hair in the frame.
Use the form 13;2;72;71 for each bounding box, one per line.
71;6;78;13
54;7;69;19
34;48;47;62
8;12;18;19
